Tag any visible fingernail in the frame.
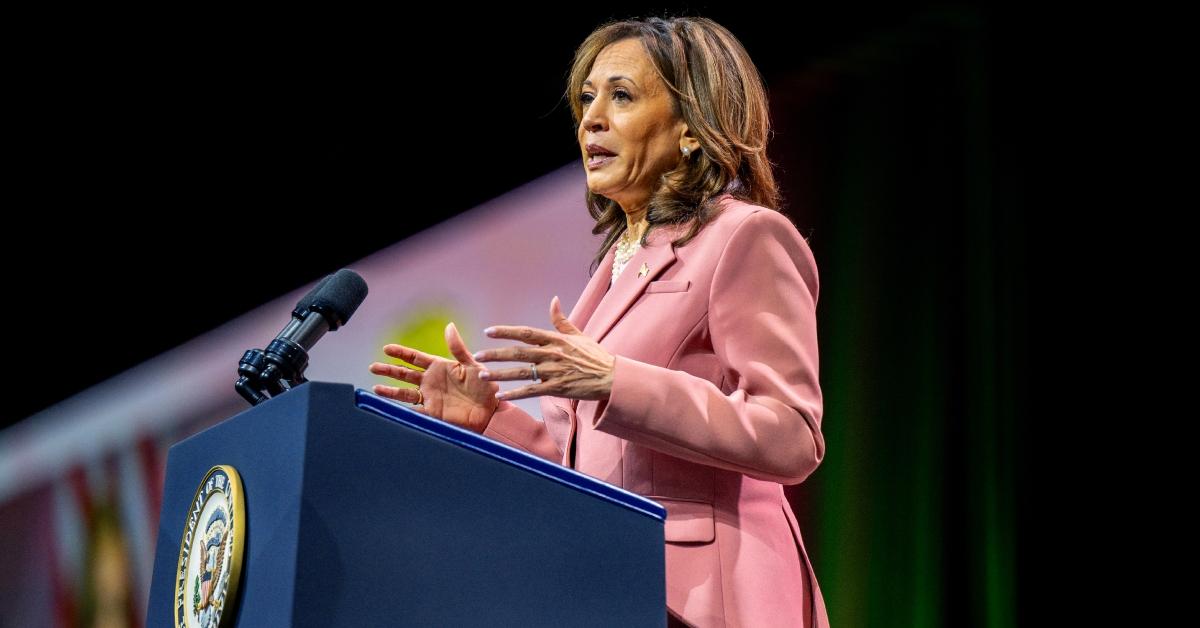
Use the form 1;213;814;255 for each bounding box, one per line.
478;370;490;379
495;391;506;400
473;351;486;360
484;327;496;336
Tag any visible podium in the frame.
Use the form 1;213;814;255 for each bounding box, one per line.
146;382;667;627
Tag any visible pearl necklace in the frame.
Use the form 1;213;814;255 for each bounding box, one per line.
611;230;642;283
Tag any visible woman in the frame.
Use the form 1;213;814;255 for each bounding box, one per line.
370;16;828;628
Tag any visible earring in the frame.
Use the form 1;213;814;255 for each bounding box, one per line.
681;146;691;157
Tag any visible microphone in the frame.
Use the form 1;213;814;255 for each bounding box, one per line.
236;276;330;403
274;273;332;346
235;269;369;405
282;268;368;349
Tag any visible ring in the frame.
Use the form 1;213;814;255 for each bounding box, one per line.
415;388;424;405
530;363;540;383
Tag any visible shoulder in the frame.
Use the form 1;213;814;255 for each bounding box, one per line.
707;195;813;257
646;193;802;247
707;196;819;298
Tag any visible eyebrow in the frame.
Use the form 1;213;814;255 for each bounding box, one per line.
582;76;638;88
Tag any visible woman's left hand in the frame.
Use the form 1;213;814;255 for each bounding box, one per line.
474;296;615;402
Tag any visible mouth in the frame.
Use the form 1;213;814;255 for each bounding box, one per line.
585;143;617;166
586;154;616;169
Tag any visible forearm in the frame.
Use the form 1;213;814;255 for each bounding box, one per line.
593;355;824;485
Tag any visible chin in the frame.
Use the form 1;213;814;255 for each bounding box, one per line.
586;184;615;199
584;179;609;198
585;174;625;203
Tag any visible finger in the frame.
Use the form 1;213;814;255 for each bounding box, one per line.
372;384;423;405
444;322;480;366
473;346;558;364
406;402;436;417
478;364;546;382
549;295;582;335
382;344;435;369
495;384;552;402
369;362;424;386
483;325;556;346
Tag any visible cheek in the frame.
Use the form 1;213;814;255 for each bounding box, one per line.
628;137;675;175
637;119;678;159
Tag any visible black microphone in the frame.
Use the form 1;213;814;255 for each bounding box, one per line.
235;275;330;403
275;273;332;344
235;269;369;405
282;268;369;350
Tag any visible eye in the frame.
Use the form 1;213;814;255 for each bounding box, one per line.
580;89;632;106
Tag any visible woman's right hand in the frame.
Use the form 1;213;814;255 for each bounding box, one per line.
369;322;500;434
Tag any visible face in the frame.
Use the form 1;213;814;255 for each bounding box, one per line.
578;38;690;213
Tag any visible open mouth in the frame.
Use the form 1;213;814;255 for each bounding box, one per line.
586;144;617;168
587;154;616;168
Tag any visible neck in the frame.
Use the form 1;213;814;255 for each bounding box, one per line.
623;206;649;242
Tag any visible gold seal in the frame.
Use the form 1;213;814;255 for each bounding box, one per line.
173;465;245;628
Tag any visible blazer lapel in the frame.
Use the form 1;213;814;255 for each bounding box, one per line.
575;196;734;340
583;228;680;343
568;245;616;331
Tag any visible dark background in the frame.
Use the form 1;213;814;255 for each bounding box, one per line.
6;2;1053;427
4;3;1122;624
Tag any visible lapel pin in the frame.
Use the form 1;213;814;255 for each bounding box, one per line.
638;262;649;278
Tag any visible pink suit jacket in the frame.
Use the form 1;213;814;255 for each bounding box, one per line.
482;194;829;628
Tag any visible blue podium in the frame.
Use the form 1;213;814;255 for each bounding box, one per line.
146;382;667;627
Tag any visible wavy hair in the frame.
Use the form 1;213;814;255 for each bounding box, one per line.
566;16;781;274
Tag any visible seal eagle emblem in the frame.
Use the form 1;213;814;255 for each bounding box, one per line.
173;465;245;628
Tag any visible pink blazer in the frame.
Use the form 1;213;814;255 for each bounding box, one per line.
482;193;829;627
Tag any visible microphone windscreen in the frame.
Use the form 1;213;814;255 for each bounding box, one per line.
292;274;332;318
311;269;368;328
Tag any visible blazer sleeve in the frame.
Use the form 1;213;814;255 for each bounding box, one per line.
481;396;568;464
592;209;825;485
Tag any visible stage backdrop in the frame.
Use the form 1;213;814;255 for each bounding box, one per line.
0;162;602;626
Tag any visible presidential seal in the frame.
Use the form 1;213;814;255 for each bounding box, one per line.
173;465;245;628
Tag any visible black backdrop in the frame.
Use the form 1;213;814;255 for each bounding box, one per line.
4;5;1122;623
6;4;989;427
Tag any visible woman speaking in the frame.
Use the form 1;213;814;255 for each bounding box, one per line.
370;16;829;628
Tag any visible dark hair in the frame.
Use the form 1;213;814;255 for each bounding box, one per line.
566;16;781;274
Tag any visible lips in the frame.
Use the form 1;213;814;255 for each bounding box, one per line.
585;143;617;170
587;154;615;169
586;143;617;157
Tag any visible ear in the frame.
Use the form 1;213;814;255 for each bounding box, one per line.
677;122;700;155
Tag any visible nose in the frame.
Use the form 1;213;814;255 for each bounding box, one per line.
580;96;608;133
